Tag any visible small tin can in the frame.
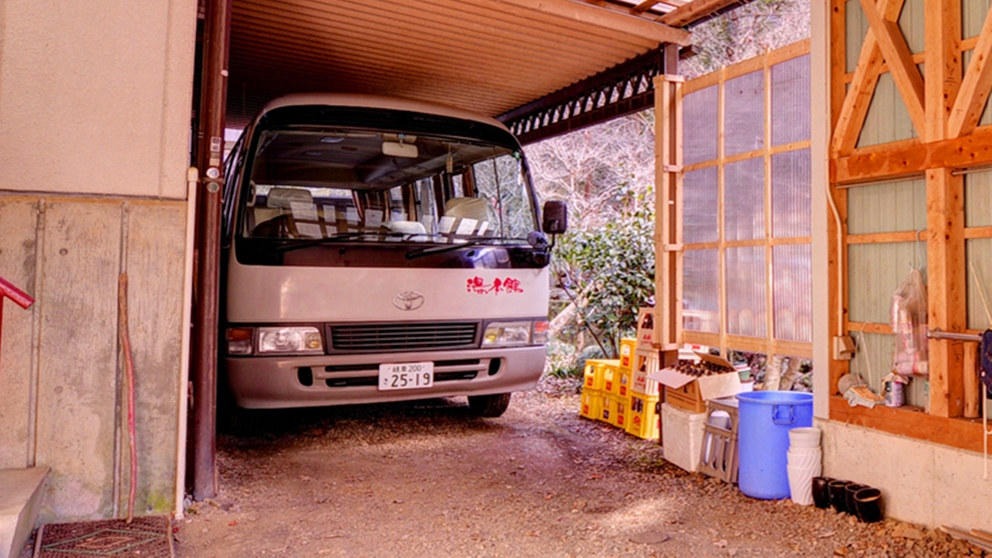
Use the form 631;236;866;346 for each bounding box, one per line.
884;379;904;408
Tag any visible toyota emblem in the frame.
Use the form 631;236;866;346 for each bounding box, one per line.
393;291;425;311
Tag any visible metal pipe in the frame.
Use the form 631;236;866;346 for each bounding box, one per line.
927;328;983;342
191;0;232;501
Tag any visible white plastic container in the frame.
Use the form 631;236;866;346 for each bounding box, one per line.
788;427;822;449
661;403;708;473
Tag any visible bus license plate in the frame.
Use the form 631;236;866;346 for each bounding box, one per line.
378;362;434;391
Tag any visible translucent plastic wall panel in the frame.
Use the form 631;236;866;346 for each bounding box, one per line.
847;179;926;234
858;73;918;147
726;246;768;337
684;166;719;243
683;249;720;333
848;242;925;323
967;239;992;330
684;86;719;165
965;169;992;227
724;71;765;157
773;244;813;342
771;149;812;238
724;157;765;241
771;55;811;146
963;0;992;39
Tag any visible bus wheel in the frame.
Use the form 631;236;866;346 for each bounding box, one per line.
468;393;511;418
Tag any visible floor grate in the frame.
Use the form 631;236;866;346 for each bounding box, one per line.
34;515;173;558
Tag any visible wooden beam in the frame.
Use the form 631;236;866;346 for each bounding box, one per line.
926;168;966;418
857;0;926;136
832;128;992;184
659;0;739;28
949;6;992;138
491;0;691;44
831;0;903;155
829;396;984;453
654;50;683;350
964;341;981;419
924;0;960;142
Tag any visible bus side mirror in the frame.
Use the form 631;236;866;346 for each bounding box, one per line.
542;200;568;235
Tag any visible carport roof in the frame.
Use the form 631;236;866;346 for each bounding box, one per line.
225;0;725;128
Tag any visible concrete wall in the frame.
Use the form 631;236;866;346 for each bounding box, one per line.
0;0;197;520
819;419;992;532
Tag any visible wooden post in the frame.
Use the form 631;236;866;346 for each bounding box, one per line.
926;168;966;418
654;44;683;351
964;341;981;419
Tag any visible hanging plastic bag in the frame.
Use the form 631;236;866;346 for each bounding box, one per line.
890;267;928;377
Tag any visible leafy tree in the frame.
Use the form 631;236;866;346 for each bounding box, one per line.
553;185;655;358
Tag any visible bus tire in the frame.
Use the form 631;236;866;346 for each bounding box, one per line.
468;392;511;418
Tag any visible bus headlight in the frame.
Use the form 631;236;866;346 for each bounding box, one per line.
483;321;532;347
257;326;324;354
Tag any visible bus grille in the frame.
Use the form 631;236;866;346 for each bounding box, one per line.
328;322;479;352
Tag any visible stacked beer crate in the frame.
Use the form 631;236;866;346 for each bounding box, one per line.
578;309;662;439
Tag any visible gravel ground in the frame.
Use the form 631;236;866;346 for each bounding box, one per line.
174;377;988;557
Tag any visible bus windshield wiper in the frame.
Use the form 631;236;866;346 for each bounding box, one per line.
404;236;521;260
273;232;404;252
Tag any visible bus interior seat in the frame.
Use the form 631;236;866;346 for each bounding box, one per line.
443;197;494;234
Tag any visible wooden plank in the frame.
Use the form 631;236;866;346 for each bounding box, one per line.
830;31;885;155
682;70;720;95
655;66;682;350
963;341;980;418
965;226;992;239
683;330;721;347
846;231;921;244
35;201;122;517
857;0;925;135
659;0;740;28
926;169;966;418
766;38;811;66
924;0;961;142
846;321;893;334
829;396;984;453
833;128;992;184
0;199;39;469
949;6;992;138
488;0;691;44
830;0;848;132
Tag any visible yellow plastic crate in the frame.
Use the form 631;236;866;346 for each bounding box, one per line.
582;359;609;391
616;368;632;398
626;394;661;439
579;389;604;420
612;394;629;429
601;360;622;395
619;338;637;372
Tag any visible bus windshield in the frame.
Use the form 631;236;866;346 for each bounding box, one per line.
240;128;539;243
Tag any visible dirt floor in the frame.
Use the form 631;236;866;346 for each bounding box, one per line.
173;379;987;557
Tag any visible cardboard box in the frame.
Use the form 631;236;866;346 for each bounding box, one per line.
636;307;655;348
649;353;742;413
619;338;637;371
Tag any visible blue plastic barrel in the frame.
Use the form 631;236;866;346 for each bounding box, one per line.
736;391;813;499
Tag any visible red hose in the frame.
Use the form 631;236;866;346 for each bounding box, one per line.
119;274;137;523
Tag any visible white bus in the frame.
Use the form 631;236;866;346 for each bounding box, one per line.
220;94;567;417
